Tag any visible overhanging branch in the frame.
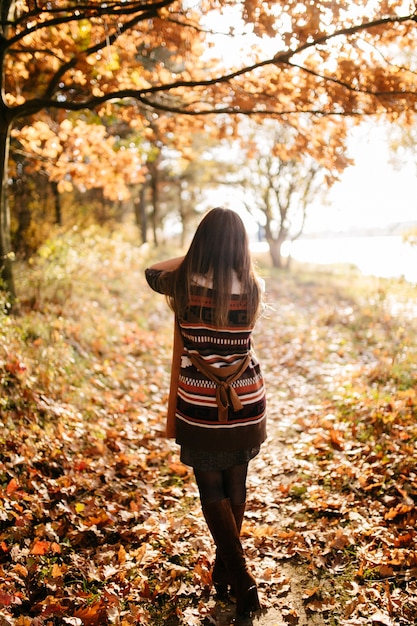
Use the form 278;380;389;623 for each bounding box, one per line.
8;91;395;120
3;7;417;123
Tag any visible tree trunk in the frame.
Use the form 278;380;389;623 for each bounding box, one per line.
0;118;16;307
51;181;62;225
1;2;18;307
13;165;33;253
134;184;147;244
265;214;288;269
267;237;284;268
149;166;159;247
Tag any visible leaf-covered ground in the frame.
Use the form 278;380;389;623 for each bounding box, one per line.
1;226;417;626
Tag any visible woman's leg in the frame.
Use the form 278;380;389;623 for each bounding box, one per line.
216;464;249;596
193;468;225;504
223;462;248;506
193;468;229;596
199;497;260;616
194;465;260;616
193;462;248;506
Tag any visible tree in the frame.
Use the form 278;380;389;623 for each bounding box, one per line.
1;1;416;303
146;130;245;247
235;118;352;267
257;156;325;269
134;114;214;246
0;0;208;302
10;111;148;246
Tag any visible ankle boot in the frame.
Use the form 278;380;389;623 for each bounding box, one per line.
202;498;261;617
212;502;246;598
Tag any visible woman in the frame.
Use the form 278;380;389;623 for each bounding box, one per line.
145;208;267;618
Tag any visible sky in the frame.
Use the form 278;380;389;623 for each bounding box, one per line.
306;123;417;234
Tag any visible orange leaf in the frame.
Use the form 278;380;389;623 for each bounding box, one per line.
0;590;14;606
385;504;414;520
303;586;320;600
330;529;350;550
394;532;415;548
31;539;50;555
73;602;108;625
276;530;297;539
329;429;344;451
118;545;126;564
6;478;19;495
378;564;394;577
168;462;189;476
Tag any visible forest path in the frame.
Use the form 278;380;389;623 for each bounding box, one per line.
192;272;352;626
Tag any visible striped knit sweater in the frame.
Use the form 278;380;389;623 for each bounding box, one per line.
145;268;267;452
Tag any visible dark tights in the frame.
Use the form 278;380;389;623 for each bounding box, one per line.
194;463;248;506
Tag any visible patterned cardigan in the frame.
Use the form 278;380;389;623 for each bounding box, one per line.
145;268;267;452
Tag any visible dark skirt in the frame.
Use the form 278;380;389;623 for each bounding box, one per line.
180;445;260;471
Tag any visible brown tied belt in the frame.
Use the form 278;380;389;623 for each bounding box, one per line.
189;352;251;422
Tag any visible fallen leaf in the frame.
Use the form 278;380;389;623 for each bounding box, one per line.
31;539;50;555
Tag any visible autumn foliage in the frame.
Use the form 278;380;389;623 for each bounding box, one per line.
1;227;416;624
1;0;417;298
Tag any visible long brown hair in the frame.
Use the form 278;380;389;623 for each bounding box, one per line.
170;208;262;327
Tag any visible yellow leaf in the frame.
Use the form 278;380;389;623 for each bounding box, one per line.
51;563;62;577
